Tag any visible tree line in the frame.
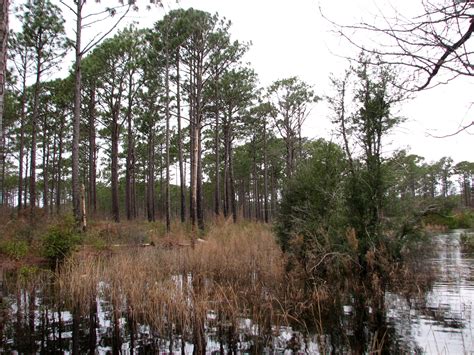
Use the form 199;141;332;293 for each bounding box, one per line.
0;1;472;238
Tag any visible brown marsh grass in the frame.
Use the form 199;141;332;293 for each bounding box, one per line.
58;221;297;352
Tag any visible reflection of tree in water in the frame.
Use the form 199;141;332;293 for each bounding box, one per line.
307;278;402;354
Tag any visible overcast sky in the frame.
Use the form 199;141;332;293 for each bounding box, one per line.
13;0;474;164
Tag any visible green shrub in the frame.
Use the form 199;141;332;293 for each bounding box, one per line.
19;265;40;281
42;222;80;265
423;210;474;229
83;231;108;251
460;232;474;252
276;139;350;277
0;240;29;260
453;211;474;229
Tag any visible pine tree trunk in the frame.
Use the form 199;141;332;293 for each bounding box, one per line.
111;113;120;223
147;127;155;222
176;51;186;223
88;87;97;215
125;74;135;221
0;0;8;207
214;70;221;217
50;133;57;215
18;66;27;211
42;114;49;213
72;0;83;229
229;137;237;223
252;138;258;221
24;149;29;208
0;124;5;206
197;128;204;230
189;68;195;227
165;52;171;233
191;120;199;244
271;167;277;220
263;120;269;223
223;122;229;218
30;62;42;215
56;118;64;213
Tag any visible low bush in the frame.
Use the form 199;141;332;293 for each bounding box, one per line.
0;240;29;260
453;211;474;229
460;232;474;252
423;210;474;229
42;216;80;266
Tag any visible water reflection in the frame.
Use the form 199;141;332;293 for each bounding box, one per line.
0;231;473;354
386;231;474;354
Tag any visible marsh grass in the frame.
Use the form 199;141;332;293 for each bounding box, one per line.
58;222;296;352
0;219;446;353
57;221;433;352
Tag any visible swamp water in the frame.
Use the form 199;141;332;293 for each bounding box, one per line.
0;230;473;354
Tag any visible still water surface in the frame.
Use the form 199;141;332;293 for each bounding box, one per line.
0;231;473;354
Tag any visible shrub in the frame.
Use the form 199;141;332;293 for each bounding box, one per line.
460;232;474;252
423;210;474;229
453;211;474;229
42;218;80;265
0;240;29;260
276;140;351;278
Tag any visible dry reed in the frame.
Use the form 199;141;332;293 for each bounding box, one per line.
57;222;293;352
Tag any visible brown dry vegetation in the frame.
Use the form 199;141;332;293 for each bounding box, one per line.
0;217;438;353
58;222;301;351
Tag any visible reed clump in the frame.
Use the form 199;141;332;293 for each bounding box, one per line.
58;222;296;352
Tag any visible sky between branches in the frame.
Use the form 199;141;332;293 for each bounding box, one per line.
11;0;474;163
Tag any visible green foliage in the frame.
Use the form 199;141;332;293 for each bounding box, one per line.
42;216;80;265
460;232;474;252
0;240;29;260
454;211;474;229
18;265;40;282
423;211;473;229
276;139;348;262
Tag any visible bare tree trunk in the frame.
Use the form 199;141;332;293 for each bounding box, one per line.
147;127;155;222
263;119;269;223
18;65;27;212
125;74;135;220
0;123;5;207
72;0;84;229
165;51;171;233
131;152;136;218
223;123;229;218
0;0;8;207
176;51;186;223
270;166;277;221
56;117;64;214
24;149;29;208
30;61;42;216
191;120;199;245
189;65;195;227
88;87;97;215
190;56;200;243
214;70;221;217
42;115;49;214
159;142;163;219
197;129;204;230
229;138;237;224
252;137;258;221
50;133;57;215
111;113;120;223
